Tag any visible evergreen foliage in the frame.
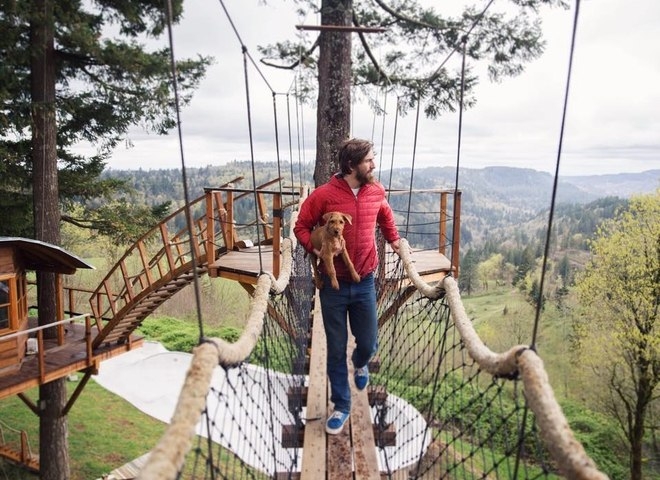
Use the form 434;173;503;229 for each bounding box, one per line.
260;0;568;116
0;0;211;242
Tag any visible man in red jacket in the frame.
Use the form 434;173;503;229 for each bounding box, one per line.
294;138;401;434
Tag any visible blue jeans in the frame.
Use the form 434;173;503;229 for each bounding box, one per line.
319;272;378;413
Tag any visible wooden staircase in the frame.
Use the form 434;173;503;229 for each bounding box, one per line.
0;421;39;472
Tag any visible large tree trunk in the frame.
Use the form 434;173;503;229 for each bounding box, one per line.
314;0;352;186
30;1;70;478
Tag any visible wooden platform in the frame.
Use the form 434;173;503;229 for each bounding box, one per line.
0;321;143;401
209;245;453;285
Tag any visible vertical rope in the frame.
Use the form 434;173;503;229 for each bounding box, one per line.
286;94;296;189
403;95;422;238
294;77;304;184
532;0;582;348
377;89;389;182
450;37;468;275
164;0;205;339
240;45;264;273
386;96;401;199
272;92;283;198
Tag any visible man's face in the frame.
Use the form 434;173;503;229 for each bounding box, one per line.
354;149;376;185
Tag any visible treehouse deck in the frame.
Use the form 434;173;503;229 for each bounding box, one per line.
209;245;454;284
205;182;461;286
0;319;143;401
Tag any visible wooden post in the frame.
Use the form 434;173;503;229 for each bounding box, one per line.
205;191;215;267
452;191;461;278
226;191;235;251
272;194;282;278
37;330;45;383
439;192;447;255
160;223;176;272
55;274;64;345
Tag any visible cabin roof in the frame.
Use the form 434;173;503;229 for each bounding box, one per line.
0;237;94;274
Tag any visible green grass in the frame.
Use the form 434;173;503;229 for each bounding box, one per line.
0;378;166;480
462;287;577;400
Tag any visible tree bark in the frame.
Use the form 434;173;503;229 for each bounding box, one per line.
630;367;652;480
30;0;70;478
314;0;352;186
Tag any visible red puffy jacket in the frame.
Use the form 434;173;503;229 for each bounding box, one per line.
294;174;400;281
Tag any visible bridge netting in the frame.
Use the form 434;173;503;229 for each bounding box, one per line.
132;203;606;480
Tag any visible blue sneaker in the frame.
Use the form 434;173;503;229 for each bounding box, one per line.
354;365;369;391
326;410;350;435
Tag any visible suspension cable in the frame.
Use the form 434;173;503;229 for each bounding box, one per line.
450;37;468;275
403;95;422;238
164;0;205;339
532;0;582;348
386;96;401;199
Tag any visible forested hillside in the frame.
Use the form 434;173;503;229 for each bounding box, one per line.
100;163;657;304
102;163;658;251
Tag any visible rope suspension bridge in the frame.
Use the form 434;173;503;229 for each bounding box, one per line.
0;0;611;478
85;180;599;480
118;0;604;478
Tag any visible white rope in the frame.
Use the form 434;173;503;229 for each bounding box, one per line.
397;238;446;299
441;275;608;479
397;241;608;478
138;205;304;479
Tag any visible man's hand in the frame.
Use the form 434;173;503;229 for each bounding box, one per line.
390;239;402;255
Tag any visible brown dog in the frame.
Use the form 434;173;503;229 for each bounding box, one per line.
310;212;361;289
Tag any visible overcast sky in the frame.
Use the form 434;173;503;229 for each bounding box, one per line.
103;0;660;177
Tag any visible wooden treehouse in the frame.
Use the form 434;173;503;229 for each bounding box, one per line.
0;237;144;471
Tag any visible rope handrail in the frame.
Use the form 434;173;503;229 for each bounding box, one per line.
137;211;299;480
0;314;90;342
397;238;607;479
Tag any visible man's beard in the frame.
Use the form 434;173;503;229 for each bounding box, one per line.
356;169;375;186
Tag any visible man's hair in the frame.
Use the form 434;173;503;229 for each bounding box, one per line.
338;138;373;175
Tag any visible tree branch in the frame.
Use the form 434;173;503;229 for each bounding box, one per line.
371;0;445;30
353;13;391;85
260;37;320;70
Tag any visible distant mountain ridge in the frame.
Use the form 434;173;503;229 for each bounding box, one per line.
105;164;659;249
384;166;659;210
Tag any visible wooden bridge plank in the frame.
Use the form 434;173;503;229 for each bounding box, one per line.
347;334;380;480
327;423;353;479
300;298;327;480
350;382;380;480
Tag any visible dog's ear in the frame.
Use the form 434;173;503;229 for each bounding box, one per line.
322;212;333;222
342;213;353;224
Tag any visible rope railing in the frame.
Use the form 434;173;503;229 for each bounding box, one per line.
136;227;299;480
135;233;610;479
397;238;608;480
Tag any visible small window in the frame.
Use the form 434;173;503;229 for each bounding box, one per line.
0;276;16;334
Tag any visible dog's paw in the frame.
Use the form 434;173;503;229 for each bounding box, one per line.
351;272;361;283
331;279;340;290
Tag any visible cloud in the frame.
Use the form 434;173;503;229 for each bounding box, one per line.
105;0;660;177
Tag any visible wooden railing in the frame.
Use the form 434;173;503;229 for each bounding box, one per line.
87;192;228;327
0;314;95;383
0;419;38;472
387;188;461;275
204;180;300;279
